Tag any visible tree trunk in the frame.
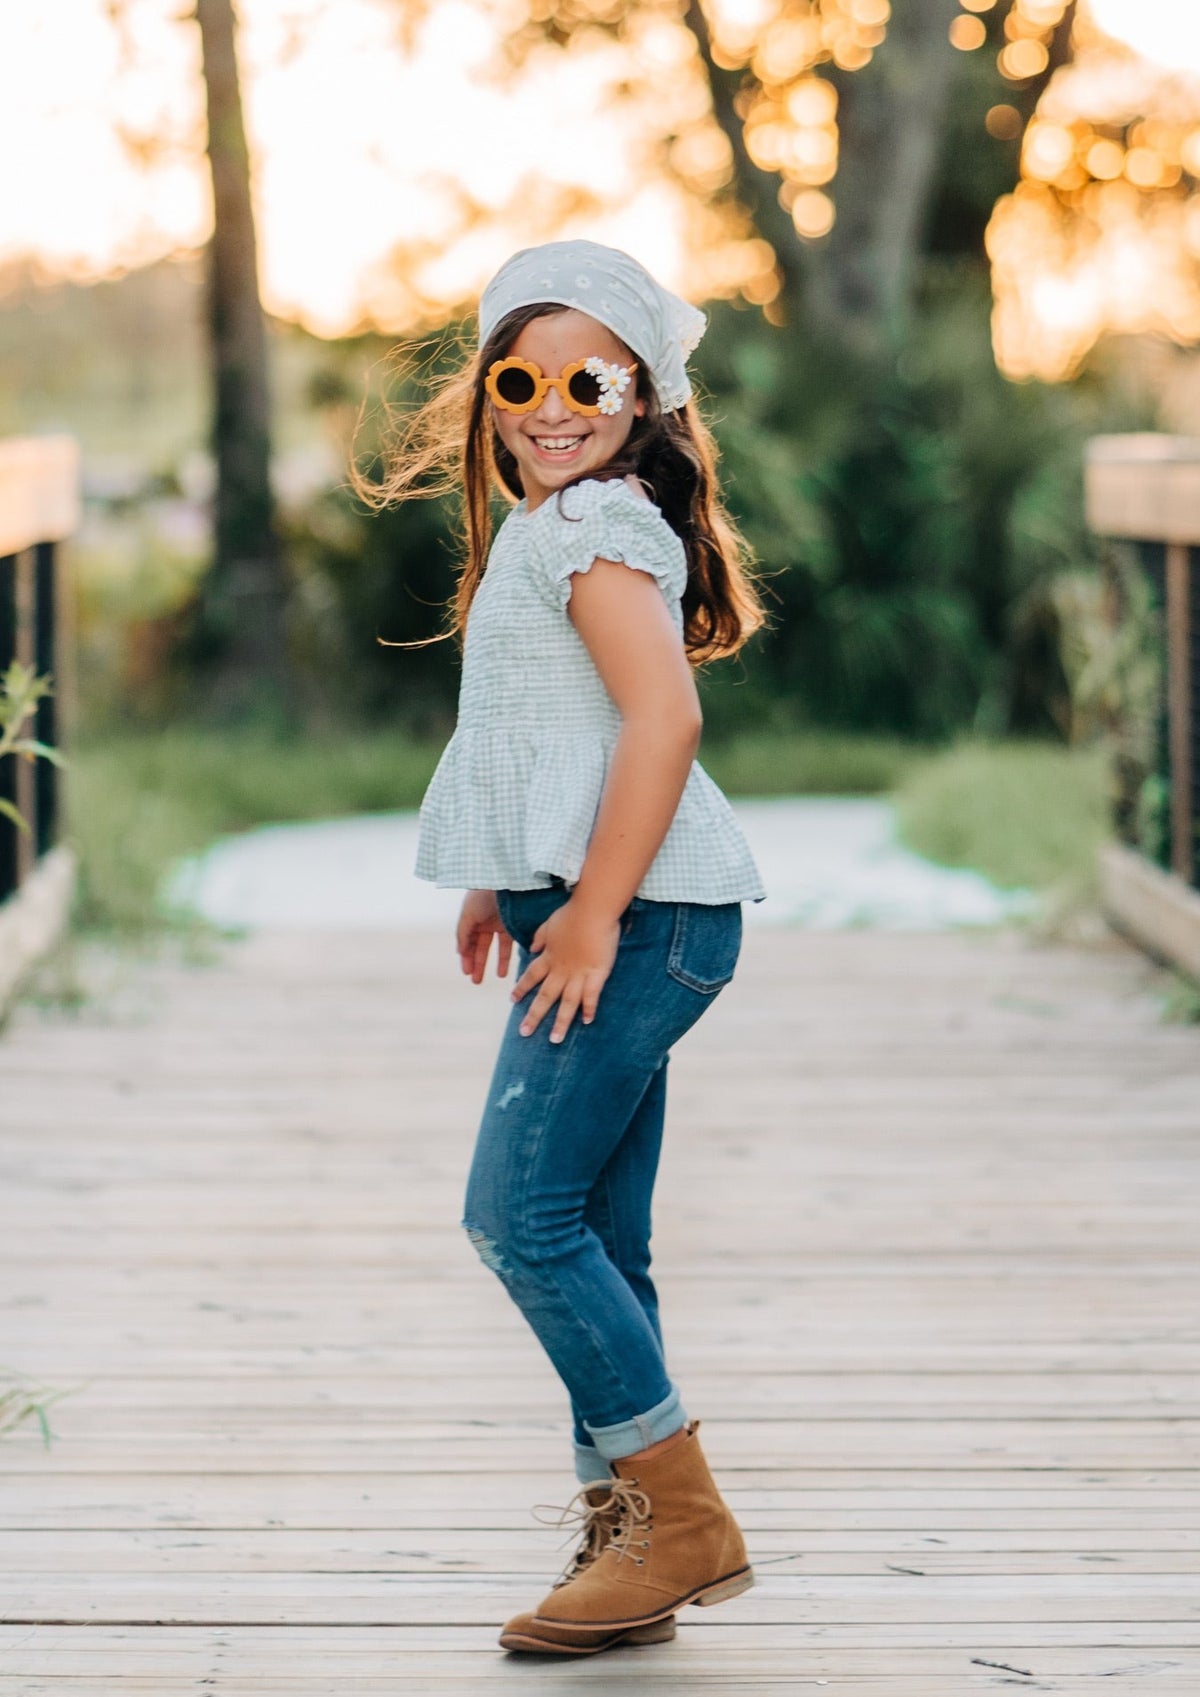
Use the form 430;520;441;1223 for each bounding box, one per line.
194;0;289;714
682;1;808;318
686;0;965;350
817;0;962;347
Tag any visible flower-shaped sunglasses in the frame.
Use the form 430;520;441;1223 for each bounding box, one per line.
485;355;637;417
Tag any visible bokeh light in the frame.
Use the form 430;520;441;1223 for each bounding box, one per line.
3;0;1200;374
988;1;1200;380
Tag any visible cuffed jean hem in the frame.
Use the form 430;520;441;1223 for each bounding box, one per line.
574;1441;614;1486
583;1386;688;1463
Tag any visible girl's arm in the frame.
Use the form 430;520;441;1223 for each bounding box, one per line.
510;558;702;1042
570;562;702;918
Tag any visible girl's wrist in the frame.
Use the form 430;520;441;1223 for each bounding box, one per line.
568;881;630;926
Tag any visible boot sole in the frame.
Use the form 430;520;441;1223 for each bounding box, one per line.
532;1563;755;1632
695;1565;757;1607
500;1617;677;1655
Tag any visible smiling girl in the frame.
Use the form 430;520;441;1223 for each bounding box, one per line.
364;240;767;1657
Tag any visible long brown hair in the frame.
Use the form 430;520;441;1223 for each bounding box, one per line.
353;303;767;664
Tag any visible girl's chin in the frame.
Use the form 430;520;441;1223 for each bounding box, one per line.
521;452;596;490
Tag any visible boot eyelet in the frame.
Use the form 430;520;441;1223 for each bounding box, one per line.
636;1557;644;1565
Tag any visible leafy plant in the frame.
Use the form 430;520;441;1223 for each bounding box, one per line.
0;660;64;836
0;1372;73;1447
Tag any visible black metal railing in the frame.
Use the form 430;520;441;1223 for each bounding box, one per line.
1086;436;1200;891
0;438;77;907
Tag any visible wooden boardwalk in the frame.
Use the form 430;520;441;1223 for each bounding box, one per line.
0;921;1198;1692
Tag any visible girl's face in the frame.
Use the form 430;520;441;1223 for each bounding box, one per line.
489;308;646;510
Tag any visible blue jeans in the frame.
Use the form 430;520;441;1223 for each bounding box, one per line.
463;879;742;1483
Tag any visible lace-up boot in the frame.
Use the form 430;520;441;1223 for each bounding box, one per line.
499;1481;676;1654
531;1421;753;1633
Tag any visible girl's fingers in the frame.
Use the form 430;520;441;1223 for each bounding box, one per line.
519;975;563;1037
472;932;490;984
496;931;513;977
581;974;603;1025
549;987;581;1045
511;954;548;1004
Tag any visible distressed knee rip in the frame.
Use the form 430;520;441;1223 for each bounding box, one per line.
464;1222;510;1277
496;1079;525;1111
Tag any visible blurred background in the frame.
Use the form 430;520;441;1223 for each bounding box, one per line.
3;0;1197;943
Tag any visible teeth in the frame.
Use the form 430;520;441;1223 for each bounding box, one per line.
533;437;584;450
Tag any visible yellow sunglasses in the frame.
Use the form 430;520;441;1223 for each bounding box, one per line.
485;355;638;417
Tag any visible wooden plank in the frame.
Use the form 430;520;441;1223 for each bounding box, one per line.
1085;432;1200;543
1099;841;1200;982
0;436;80;556
3;1571;1200;1627
1;925;1199;1684
0;844;76;1013
1;1424;1198;1473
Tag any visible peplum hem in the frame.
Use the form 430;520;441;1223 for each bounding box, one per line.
415;723;765;902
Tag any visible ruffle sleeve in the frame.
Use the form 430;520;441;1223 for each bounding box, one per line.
528;477;688;614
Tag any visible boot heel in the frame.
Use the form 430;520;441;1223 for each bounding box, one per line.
694;1566;755;1607
624;1617;677;1645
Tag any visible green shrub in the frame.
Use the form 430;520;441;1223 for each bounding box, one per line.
894;738;1111;895
67;726;442;935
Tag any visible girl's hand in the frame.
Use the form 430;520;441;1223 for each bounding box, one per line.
457;890;513;984
511;897;619;1043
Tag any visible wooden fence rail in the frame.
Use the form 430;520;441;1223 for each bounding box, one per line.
1085;433;1200;978
0;436;78;906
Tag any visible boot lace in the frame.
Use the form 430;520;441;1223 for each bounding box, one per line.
531;1483;620;1586
603;1477;654;1567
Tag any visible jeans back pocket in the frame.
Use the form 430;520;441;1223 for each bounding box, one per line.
666;902;742;995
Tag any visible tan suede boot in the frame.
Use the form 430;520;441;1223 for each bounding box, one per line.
531;1421;753;1632
499;1482;677;1655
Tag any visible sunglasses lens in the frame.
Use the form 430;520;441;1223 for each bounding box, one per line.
494;365;537;407
567;368;602;409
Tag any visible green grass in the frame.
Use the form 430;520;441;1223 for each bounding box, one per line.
701;730;922;797
893;738;1112;897
67;726;444;936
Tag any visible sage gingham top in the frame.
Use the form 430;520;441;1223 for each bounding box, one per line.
414;476;766;904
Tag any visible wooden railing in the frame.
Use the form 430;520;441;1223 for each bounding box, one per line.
0;436;79;906
1086;434;1200;979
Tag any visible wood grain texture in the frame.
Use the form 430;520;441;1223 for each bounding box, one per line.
0;924;1198;1689
0;436;79;556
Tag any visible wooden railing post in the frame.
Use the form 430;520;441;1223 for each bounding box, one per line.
1086;435;1200;978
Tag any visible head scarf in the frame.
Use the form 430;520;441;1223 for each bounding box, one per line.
477;239;706;414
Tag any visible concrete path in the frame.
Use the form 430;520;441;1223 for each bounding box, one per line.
166;798;1034;932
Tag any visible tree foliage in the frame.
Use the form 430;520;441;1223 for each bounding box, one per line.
333;0;1113;739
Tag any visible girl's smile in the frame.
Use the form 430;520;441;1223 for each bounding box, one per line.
490;309;644;511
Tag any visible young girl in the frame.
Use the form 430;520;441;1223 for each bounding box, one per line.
370;239;767;1656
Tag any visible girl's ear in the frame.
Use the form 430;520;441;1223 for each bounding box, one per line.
633;396;646;419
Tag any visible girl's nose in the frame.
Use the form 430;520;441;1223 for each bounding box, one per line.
533;383;572;425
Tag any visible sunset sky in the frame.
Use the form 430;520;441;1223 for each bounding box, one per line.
1;0;1198;373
